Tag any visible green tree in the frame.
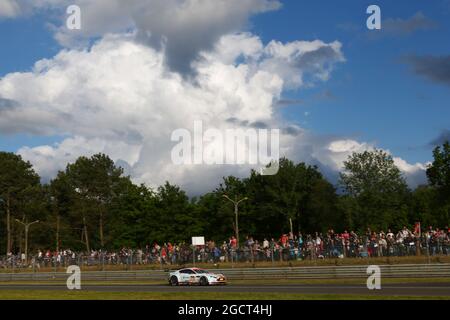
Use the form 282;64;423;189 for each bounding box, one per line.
0;152;40;254
426;141;450;225
244;158;340;236
215;176;249;240
196;192;229;241
196;159;342;240
154;182;204;243
108;182;158;248
410;186;439;227
14;184;50;255
339;149;410;231
427;141;450;199
58;153;127;250
306;179;342;232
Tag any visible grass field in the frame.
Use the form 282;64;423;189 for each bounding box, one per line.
0;290;449;300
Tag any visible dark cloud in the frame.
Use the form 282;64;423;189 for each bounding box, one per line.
430;130;450;146
313;89;336;101
225;118;271;130
226;117;249;127
112;129;144;143
295;46;342;71
226;117;239;124
404;55;450;86
282;126;302;136
366;12;437;40
226;117;302;135
383;12;437;36
0;97;19;111
12;0;281;75
276;90;335;109
276;99;304;107
132;0;281;74
250;121;268;129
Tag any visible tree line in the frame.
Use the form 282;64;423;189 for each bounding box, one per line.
0;142;449;254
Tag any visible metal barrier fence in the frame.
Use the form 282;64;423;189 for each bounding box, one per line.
1;242;449;270
0;264;449;282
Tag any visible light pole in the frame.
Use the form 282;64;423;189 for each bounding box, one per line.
15;219;40;263
222;194;248;248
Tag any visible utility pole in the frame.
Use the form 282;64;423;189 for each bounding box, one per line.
222;194;248;248
15;219;40;263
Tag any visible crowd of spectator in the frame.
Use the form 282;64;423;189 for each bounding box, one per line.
1;225;449;269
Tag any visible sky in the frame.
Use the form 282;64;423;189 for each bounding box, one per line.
0;0;449;194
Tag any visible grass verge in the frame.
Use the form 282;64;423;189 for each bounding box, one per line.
0;291;449;300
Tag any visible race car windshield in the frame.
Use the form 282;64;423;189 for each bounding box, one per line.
194;270;209;274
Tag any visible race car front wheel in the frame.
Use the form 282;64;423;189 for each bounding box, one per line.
170;276;179;286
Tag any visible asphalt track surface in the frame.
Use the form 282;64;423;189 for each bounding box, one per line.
1;283;450;296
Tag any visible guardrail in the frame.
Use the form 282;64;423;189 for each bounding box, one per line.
0;264;449;282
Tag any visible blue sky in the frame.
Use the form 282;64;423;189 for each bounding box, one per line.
0;11;62;151
252;0;450;164
0;0;449;189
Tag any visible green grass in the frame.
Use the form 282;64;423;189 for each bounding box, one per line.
0;290;449;300
1;277;449;300
230;277;450;286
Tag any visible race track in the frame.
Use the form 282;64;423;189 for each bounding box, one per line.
1;282;450;296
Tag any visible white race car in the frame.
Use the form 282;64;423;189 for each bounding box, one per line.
168;268;227;286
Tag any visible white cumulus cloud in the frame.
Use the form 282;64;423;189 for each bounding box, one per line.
0;32;354;192
0;1;427;192
0;0;21;17
3;0;281;74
